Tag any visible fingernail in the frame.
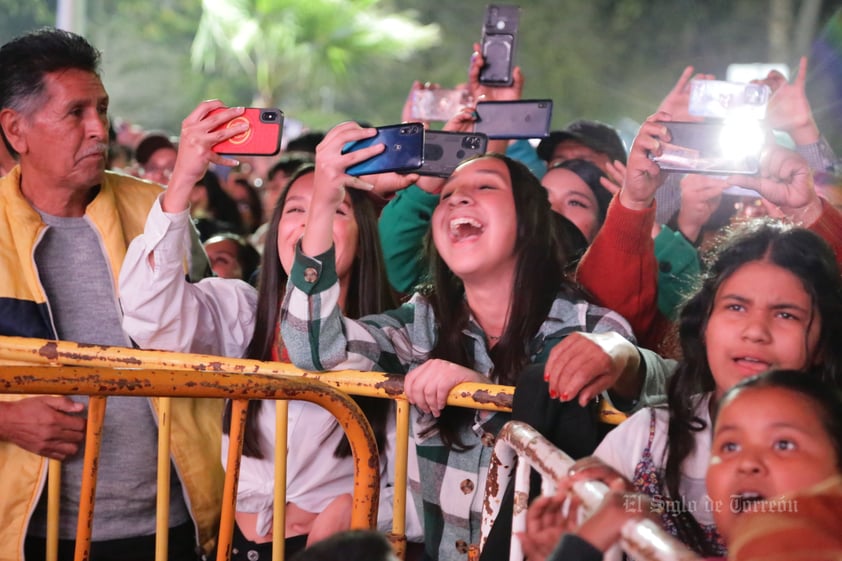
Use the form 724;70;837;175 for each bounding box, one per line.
543;373;549;382
561;392;569;401
549;390;558;399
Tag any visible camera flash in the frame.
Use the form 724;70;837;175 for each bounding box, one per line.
719;120;764;158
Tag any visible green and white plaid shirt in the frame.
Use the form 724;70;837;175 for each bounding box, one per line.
281;245;634;561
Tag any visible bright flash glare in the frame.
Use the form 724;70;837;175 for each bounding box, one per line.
719;121;764;158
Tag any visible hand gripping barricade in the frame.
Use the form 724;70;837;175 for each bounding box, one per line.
0;336;382;561
480;421;701;561
0;336;630;561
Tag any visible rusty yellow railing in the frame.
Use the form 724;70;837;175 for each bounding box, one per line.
0;336;625;561
0;336;514;561
487;422;700;561
0;360;381;561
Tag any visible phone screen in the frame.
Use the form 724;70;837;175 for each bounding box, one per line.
474;100;553;139
343;123;425;176
652;121;764;175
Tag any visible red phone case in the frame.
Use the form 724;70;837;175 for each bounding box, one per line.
211;108;283;156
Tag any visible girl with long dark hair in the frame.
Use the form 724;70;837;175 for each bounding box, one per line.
119;102;414;559
280;121;640;561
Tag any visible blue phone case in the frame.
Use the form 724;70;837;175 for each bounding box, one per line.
343;123;425;176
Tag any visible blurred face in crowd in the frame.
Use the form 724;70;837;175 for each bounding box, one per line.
140;146;177;186
549;140;611;172
204;237;244;280
542;166;601;242
226;179;260;231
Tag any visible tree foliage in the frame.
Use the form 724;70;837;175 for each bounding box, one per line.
191;0;440;110
0;0;838;151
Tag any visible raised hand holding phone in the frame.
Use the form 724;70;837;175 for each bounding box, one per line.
164;101;248;213
620;112;672;211
302;122;381;258
468;41;523;103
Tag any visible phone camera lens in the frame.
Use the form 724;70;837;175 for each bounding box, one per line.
262;111;277;121
400;127;409;135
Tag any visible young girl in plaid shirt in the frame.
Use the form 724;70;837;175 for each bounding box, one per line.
281;122;648;561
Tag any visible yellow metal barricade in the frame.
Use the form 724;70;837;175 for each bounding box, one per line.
0;355;380;561
0;336;625;561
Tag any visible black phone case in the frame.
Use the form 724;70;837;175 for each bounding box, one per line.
474;100;553;139
417;131;489;177
478;4;520;86
343;123;425;176
652;121;762;175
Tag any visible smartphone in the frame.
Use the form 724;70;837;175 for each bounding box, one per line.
211;108;284;156
417;131;488;177
474;99;553;139
478;4;520;86
343;123;425;176
651;121;765;175
688;79;771;120
409;87;469;122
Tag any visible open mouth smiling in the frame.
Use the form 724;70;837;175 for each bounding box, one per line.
449;217;484;242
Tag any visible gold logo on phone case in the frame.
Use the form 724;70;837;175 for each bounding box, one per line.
226;116;252;144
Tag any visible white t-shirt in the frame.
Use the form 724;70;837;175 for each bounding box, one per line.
594;393;717;527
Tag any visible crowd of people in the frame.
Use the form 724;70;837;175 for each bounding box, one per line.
1;24;841;561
